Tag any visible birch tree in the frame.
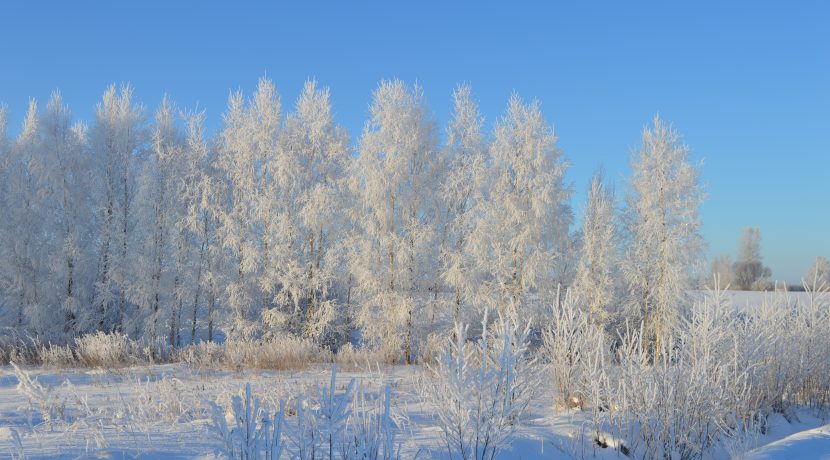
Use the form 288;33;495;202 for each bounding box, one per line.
132;97;188;341
349;80;440;363
265;81;350;341
467;94;572;318
805;256;829;292
709;255;734;288
0;101;45;331
622;116;704;356
440;85;486;325
215;77;281;340
180;110;223;342
89;85;146;333
572;173;618;325
733;227;771;290
29;92;95;337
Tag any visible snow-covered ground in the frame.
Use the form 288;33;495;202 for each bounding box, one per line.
0;363;564;459
745;423;830;460
1;361;827;459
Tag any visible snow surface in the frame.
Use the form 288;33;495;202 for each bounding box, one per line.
0;361;827;459
745;424;830;460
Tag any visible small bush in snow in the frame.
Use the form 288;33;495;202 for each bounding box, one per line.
423;309;541;460
542;292;608;411
334;343;391;372
223;337;332;370
210;382;286;460
74;331;138;368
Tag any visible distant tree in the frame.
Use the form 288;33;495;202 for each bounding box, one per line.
709;254;734;289
805;256;830;292
572;173;618;325
622;116;704;356
732;227;771;290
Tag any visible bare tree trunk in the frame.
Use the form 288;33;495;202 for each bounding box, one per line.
190;239;205;344
99;199;113;331
118;173;129;332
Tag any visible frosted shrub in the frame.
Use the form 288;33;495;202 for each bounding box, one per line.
611;285;754;460
423;310;540;460
289;365;356;459
74;331;137;368
173;341;225;369
740;285;830;413
37;343;75;367
0;332;40;365
210;383;286;460
335;343;392;372
342;384;401;460
224;337;331;370
209;365;400;460
542;293;608;410
11;362;68;427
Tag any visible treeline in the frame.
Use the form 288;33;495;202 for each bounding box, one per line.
0;78;706;360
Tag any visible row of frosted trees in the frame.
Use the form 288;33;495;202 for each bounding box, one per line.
0;78;703;361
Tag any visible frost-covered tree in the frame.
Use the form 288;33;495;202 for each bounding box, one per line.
349;80;440;363
709;254;734;289
131;97;190;342
88;85;146;333
467;94;571;317
29;92;95;337
733;227;771;290
440;85;486;326
214;77;281;340
0;101;46;331
572;173;618;325
622;116;704;355
264;80;350;341
179;110;223;343
805;256;830;292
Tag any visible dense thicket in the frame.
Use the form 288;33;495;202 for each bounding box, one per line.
0;78;704;359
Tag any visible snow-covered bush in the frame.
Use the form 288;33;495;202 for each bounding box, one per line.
739;285;830;414
542;292;608;410
289;365;356;459
610;285;755;459
173;340;226;368
223;337;332;370
0;332;40;365
209;365;402;460
36;343;75;367
74;331;139;368
210;382;286;460
11;362;69;427
342;383;401;460
334;343;397;371
422;310;541;460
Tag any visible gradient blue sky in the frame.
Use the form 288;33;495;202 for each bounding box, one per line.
1;1;828;283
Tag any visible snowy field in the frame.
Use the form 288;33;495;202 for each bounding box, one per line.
1;362;828;460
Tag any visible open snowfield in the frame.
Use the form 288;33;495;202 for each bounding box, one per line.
1;358;828;458
0;363;581;459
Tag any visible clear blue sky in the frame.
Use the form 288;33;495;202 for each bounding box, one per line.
1;1;828;283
